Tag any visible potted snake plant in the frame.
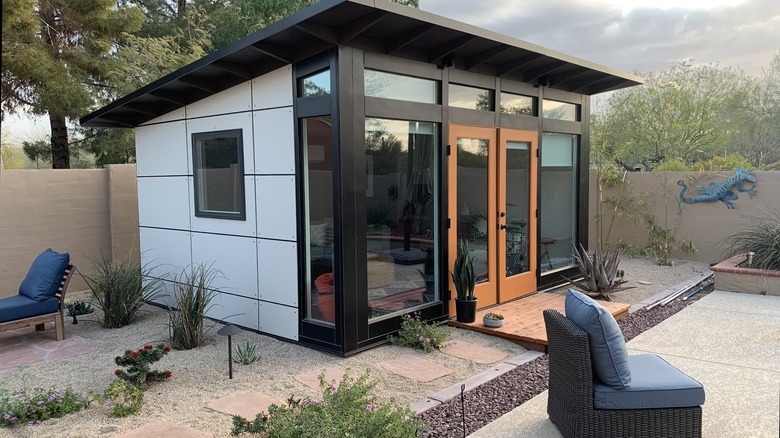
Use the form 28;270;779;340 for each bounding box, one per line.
452;239;477;323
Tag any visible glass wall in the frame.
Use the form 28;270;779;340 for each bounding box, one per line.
540;133;578;273
500;92;534;116
364;118;438;320
364;70;438;104
542;99;579;121
302;116;335;324
449;84;492;111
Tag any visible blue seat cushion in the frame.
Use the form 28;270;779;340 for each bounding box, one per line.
0;295;60;323
19;249;70;302
565;289;631;389
594;354;705;409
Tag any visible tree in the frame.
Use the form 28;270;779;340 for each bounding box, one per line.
2;0;146;168
594;62;752;171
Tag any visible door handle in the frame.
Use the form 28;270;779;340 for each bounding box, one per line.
498;212;506;218
499;224;507;230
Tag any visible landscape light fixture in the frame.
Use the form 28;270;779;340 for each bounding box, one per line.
217;324;242;379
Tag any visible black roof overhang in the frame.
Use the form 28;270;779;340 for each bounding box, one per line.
80;0;643;128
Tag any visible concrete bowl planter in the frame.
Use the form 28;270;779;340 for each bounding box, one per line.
711;254;780;296
483;312;504;328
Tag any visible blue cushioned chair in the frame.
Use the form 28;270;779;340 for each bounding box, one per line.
0;250;74;341
544;308;704;438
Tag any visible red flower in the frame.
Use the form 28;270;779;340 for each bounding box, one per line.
165;371;173;378
131;352;137;359
114;369;121;376
144;344;152;350
158;343;165;348
164;346;171;352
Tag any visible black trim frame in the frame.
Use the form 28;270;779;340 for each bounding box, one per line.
191;129;246;221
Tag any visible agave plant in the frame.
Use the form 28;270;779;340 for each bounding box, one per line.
451;239;476;301
233;341;261;365
568;242;633;301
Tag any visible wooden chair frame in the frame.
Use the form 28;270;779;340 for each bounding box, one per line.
0;264;75;341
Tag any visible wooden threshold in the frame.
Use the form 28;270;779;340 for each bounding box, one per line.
448;292;630;352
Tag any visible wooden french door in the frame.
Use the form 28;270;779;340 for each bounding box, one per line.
448;125;538;313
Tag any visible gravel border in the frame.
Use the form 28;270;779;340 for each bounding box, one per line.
417;282;715;438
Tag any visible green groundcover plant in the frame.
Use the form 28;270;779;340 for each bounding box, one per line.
1;385;89;427
231;369;426;437
389;312;449;352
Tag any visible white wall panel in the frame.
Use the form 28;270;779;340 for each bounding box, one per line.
136;121;188;176
191;233;258;299
186;81;252;119
140;107;186;126
256;176;297;240
257;239;298;306
139;227;192;279
189;176;257;237
137;177;191;229
252;65;293;110
186;113;255;174
253;108;295;174
144;278;178;309
259;301;298;340
206;293;259;330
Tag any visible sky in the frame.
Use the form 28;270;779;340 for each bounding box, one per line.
2;0;778;144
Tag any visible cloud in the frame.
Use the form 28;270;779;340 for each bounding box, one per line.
421;0;780;76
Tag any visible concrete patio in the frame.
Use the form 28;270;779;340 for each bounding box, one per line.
468;290;780;438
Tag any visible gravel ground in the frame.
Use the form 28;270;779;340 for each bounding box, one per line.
0;257;712;437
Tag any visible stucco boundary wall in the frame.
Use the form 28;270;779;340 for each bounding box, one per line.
588;170;779;265
0;164;139;298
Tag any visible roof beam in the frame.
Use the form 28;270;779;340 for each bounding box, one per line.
213;60;253;80
124;103;159;117
525;60;568;83
566;73;607;92
584;77;630;94
338;10;386;43
547;67;591;86
385;23;435;54
295;22;339;44
149;89;188;106
249;42;293;63
94;113;137;128
465;45;512;70
496;53;542;77
178;76;219;93
428;35;476;64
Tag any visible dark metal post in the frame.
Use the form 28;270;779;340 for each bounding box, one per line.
228;334;233;379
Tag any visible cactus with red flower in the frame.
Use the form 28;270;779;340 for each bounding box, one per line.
114;344;172;387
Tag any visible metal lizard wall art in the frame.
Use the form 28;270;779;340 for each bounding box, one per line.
677;167;757;209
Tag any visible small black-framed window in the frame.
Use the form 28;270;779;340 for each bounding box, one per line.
192;129;245;220
299;69;331;97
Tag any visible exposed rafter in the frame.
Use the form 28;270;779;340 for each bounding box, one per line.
465;45;512;70
213;60;253;80
339;11;386;43
525;60;568;82
496;53;542;77
124;103;159;117
249;42;293;63
428;35;476;64
149;90;188;106
179;77;219;93
385;23;435;54
296;22;339;44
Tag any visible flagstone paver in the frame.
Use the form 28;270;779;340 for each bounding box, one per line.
294;366;345;390
378;355;454;382
207;391;283;420
0;327;97;373
440;340;508;364
117;421;211;438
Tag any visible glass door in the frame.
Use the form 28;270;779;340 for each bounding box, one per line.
448;125;537;313
498;130;537;301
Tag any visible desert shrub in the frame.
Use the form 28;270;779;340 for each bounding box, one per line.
82;254;161;328
1;385;89;427
102;379;144;417
231;369;425;437
114;344;172;387
720;207;780;271
389;312;449;352
234;342;261;365
568;242;633;301
168;263;220;350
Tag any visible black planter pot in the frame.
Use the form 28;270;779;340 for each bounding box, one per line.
455;298;478;323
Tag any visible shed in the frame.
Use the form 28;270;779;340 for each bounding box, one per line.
81;0;642;355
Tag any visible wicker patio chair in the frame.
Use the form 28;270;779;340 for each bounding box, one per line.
543;309;703;438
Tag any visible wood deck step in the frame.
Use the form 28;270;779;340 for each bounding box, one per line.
448;293;630;352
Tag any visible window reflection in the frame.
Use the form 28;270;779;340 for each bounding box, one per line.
303;117;335;324
365;118;438;320
540;133;578;273
500;92;534;116
364;70;438;104
449;84;493;111
300;70;331;97
456;137;490;283
542;99;579;121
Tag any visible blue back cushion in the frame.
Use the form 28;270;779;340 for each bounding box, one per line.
565;289;632;389
18;249;70;302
